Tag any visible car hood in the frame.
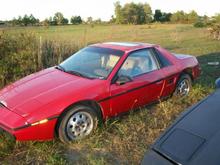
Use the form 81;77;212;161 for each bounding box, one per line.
0;67;100;117
152;89;220;165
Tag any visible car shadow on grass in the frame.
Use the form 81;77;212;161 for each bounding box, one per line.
196;52;220;87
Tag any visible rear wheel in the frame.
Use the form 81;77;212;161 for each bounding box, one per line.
58;105;98;143
174;74;192;97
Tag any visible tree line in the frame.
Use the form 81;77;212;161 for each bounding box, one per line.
1;13;82;26
0;1;220;27
113;1;220;26
1;12;107;26
114;3;199;24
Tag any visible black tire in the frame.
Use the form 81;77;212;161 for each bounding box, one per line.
174;74;192;97
57;105;98;143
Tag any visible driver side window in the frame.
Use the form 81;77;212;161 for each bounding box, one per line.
118;49;159;77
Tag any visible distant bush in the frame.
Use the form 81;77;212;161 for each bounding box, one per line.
194;21;206;28
208;24;220;40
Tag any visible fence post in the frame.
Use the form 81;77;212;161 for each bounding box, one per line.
38;36;42;69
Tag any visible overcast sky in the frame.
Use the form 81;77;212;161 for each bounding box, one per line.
0;0;219;21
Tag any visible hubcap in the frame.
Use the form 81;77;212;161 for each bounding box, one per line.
66;111;93;140
177;79;190;96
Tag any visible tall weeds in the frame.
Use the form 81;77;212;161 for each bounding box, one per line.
0;32;79;88
41;40;79;68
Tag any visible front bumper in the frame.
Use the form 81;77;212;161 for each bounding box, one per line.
0;107;57;141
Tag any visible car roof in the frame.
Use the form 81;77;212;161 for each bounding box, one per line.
91;42;156;52
152;89;220;165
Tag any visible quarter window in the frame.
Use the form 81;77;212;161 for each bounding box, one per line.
118;49;159;77
153;48;172;67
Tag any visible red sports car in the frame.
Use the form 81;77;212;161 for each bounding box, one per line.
0;42;201;143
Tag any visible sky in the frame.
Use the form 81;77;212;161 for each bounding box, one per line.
0;0;219;21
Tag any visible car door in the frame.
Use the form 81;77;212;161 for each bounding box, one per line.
153;47;179;97
109;48;165;115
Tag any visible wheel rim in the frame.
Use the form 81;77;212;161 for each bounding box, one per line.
177;79;190;96
66;111;94;140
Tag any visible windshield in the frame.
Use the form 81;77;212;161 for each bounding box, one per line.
59;46;124;79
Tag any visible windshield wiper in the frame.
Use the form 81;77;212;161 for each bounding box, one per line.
65;70;95;79
56;66;100;79
55;65;66;72
56;66;87;78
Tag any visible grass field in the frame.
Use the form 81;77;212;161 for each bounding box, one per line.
1;24;220;164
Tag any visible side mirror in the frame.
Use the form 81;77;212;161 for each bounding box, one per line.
116;75;132;85
215;78;220;88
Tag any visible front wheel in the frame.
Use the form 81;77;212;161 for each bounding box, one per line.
58;105;98;143
174;74;192;97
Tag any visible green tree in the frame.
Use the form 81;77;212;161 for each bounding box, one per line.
160;12;172;22
114;2;152;24
171;11;187;23
42;18;50;26
154;9;162;22
123;3;150;24
48;16;56;25
86;17;93;24
10;14;39;26
18;16;23;25
114;1;124;24
22;14;30;26
109;15;116;23
62;18;69;25
11;17;21;26
70;16;82;25
143;3;152;23
29;14;39;25
122;3;137;24
0;20;4;25
136;3;146;24
187;10;198;23
203;15;210;24
53;12;68;25
153;10;172;22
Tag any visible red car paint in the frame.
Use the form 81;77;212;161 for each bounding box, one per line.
0;42;200;141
